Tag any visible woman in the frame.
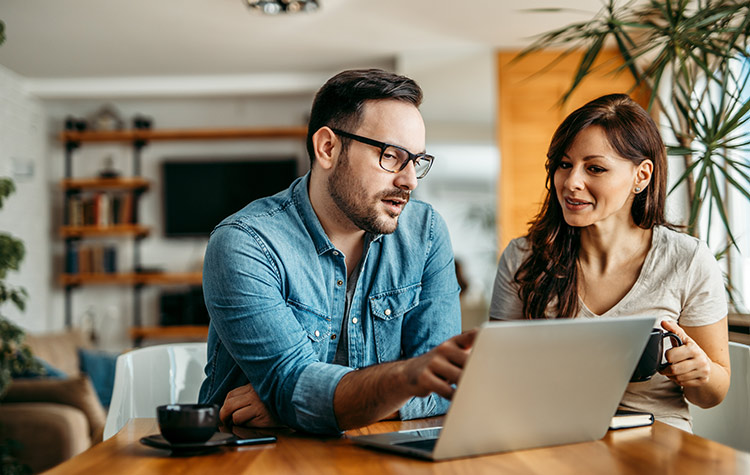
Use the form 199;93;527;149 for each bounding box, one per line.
490;93;730;431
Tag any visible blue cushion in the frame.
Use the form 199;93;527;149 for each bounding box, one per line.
37;357;68;378
12;356;66;379
78;348;118;409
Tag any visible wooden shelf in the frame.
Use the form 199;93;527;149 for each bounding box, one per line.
137;271;203;286
61;224;150;238
61;177;150;191
59;124;299;337
129;325;208;341
61;273;140;285
60;271;202;286
60;126;308;143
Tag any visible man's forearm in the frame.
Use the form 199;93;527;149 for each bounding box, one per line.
215;330;474;433
333;360;412;430
332;330;476;431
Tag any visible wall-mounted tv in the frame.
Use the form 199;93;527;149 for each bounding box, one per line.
162;158;298;237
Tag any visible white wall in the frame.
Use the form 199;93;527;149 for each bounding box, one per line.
0;64;51;332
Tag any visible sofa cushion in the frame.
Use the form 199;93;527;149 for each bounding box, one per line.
0;402;91;473
12;357;67;379
24;330;93;377
78;348;118;408
1;375;106;442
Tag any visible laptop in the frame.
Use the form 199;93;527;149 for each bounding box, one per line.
350;316;655;461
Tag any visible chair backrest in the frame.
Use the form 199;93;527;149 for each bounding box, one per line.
690;341;750;452
103;342;207;440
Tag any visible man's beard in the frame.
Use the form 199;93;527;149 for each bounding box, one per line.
327;152;410;235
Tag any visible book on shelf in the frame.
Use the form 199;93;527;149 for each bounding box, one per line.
78;245;92;273
68;195;83;226
609;409;654;430
118;192;134;224
96;193;111;227
65;243;79;274
66;191;136;228
111;194;121;224
103;246;117;273
67;244;117;275
91;245;105;273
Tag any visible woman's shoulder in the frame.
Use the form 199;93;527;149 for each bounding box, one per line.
653;225;704;250
651;225;717;270
495;236;532;275
504;236;531;256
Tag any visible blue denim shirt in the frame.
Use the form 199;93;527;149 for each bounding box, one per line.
198;173;461;434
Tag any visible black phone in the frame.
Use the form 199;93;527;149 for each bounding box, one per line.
229;435;277;446
221;427;277;447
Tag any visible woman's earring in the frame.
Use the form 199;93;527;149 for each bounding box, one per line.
634;186;641;193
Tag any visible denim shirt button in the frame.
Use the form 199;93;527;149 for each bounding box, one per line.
337;280;344;286
314;330;320;337
333;251;339;256
352;317;358;324
384;309;392;316
331;334;337;340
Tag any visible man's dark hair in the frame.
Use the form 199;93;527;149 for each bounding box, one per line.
306;69;423;166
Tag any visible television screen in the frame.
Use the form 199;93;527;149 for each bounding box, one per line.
162;158;298;237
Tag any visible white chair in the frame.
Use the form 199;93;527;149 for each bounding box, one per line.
103;342;208;440
690;342;750;452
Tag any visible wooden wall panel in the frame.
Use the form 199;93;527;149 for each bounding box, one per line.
496;50;648;251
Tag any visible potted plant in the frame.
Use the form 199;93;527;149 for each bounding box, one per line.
0;177;43;474
519;0;750;312
0;177;41;396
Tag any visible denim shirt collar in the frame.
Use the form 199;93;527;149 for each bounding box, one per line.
292;172;383;256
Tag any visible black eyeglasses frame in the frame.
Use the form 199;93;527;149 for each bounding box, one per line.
329;128;434;179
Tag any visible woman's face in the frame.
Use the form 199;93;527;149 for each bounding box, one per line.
553;125;651;230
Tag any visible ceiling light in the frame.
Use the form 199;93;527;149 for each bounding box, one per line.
245;0;320;15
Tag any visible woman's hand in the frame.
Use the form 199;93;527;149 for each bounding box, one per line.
659;318;730;408
219;383;281;428
659;319;712;387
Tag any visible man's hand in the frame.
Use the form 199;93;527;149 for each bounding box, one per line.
221;330;478;431
333;328;478;430
400;329;478;400
219;383;281;428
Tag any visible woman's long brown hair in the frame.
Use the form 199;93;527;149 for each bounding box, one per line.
515;93;668;319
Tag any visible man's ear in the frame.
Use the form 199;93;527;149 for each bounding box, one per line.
311;127;339;171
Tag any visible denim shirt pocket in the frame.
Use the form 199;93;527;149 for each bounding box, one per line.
287;299;332;359
369;284;421;363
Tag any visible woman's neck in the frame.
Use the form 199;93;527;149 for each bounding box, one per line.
578;221;653;275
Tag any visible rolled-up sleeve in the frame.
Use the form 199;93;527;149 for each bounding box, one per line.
292;362;353;432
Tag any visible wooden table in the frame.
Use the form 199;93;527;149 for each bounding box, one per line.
47;417;750;474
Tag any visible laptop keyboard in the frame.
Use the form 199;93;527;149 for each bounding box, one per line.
395;438;438;452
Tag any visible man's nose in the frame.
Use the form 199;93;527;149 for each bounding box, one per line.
394;159;418;191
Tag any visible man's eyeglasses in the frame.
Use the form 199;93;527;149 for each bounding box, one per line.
330;128;434;179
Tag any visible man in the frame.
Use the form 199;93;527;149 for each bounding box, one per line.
198;69;476;435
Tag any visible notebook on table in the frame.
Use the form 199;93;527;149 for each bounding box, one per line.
349;316;656;461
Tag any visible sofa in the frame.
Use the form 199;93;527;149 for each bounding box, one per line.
0;330;106;473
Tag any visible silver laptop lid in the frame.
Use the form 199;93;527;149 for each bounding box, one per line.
433;316;655;460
